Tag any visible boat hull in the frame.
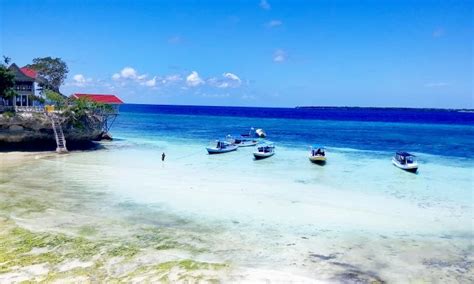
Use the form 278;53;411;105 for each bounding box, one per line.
236;141;258;147
392;158;418;173
309;155;326;165
206;146;238;154
253;152;275;160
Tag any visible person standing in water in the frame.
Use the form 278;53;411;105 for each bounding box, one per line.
161;152;166;161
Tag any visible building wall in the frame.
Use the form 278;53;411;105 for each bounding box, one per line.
14;81;35;106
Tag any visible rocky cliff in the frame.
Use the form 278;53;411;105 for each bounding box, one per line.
0;111;105;149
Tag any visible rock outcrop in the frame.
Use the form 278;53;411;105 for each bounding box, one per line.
0;111;105;149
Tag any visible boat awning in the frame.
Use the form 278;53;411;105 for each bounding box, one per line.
396;151;415;157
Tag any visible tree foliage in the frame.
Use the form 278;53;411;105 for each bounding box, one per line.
70;97;113;115
26;57;68;93
45;89;67;108
0;56;16;100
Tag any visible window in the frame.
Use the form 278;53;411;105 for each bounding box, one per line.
14;83;32;92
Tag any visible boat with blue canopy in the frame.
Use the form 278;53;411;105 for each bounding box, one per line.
253;142;275;160
392;152;418;173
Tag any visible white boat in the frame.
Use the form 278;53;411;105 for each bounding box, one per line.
241;127;266;138
206;140;238;154
309;146;326;165
253;142;275;160
255;128;266;138
392;152;418;173
226;135;258;147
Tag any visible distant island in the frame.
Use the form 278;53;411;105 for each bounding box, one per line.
295;106;474;112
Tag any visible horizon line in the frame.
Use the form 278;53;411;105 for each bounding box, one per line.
120;103;474;111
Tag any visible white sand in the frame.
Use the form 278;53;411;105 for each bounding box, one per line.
0;147;472;282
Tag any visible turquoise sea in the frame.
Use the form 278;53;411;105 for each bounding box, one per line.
1;105;473;282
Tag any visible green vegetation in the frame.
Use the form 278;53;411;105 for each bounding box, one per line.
0;197;50;215
77;226;98;236
107;244;140;258
0;226;64;273
26;57;68;93
61;96;111;130
0;56;16;102
69;96;114;114
0;218;228;282
135;228;208;254
122;259;228;282
0;183;223;282
2;110;15;118
45;89;66;108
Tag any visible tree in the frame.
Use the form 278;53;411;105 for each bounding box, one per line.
26;57;68;93
0;56;15;102
45;89;66;108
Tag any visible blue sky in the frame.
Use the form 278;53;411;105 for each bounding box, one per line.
1;0;472;108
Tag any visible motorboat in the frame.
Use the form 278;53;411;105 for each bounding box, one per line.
392;152;418;173
226;135;258;147
241;127;267;138
253;142;275;160
255;128;266;138
309;146;326;165
206;140;238;154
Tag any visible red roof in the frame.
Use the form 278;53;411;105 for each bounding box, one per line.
20;67;37;79
72;93;124;104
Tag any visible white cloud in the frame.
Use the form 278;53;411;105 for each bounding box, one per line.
112;73;121;80
106;69;244;92
112;67;148;83
273;49;287;63
166;74;182;81
73;74;86;83
425;82;450;88
260;0;271;10
121;67;138;79
144;76;157;87
208;72;242;88
186;71;205;87
223;72;241;83
137;74;147;80
161;74;182;85
266;20;282;28
70;74;92;87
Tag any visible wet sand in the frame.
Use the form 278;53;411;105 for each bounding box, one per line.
0;148;472;282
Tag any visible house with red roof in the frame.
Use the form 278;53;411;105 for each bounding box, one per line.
3;63;43;107
70;93;124;105
70;93;124;113
70;94;124;136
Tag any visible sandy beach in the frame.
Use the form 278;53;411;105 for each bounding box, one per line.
1;144;472;282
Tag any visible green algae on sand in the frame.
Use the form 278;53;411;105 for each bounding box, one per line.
0;218;229;282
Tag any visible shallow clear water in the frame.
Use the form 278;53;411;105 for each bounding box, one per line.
1;106;473;282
